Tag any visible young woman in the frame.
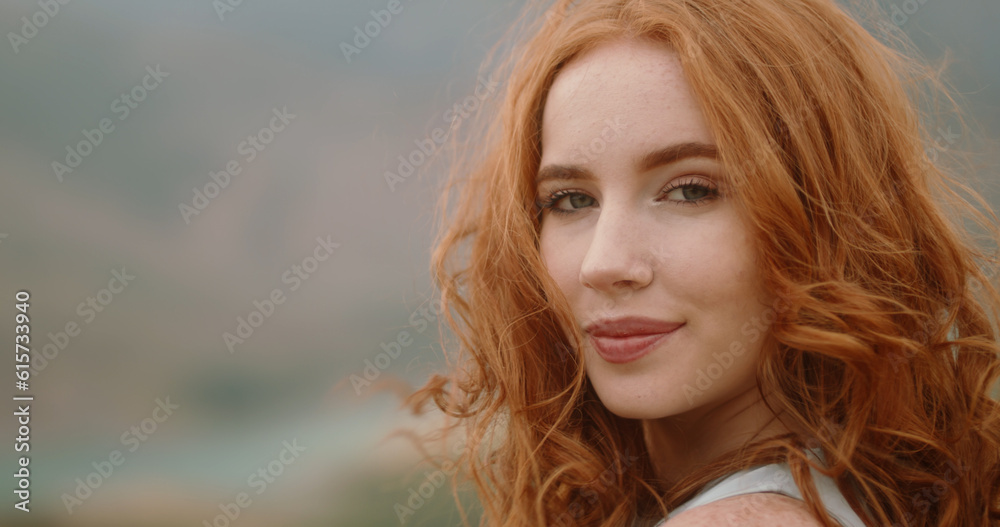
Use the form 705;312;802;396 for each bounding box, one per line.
406;0;1000;525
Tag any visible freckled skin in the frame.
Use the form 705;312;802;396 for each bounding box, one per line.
665;493;825;526
537;38;788;484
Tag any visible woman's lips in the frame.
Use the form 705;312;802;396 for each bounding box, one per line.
589;331;677;363
585;318;684;364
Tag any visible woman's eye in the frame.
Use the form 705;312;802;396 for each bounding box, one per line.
537;191;596;215
662;182;718;205
536;180;718;217
564;193;595;210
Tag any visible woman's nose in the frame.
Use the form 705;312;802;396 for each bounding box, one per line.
578;208;654;293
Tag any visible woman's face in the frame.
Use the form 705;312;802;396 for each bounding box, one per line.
537;38;775;421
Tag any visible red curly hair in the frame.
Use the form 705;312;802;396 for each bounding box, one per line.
404;0;1000;525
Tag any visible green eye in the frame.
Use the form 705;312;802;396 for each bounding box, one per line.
673;185;710;200
566;193;595;209
536;179;720;217
536;190;596;215
661;179;719;206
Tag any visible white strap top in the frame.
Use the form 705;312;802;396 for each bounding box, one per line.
652;456;867;526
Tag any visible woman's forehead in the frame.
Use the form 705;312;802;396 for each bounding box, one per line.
547;38;685;106
540;39;715;168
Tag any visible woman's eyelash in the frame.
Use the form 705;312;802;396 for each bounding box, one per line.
535;179;720;216
661;178;721;206
535;189;587;215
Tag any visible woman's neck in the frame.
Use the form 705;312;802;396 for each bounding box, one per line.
641;385;791;486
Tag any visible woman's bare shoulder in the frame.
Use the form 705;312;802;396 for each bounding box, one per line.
661;492;827;527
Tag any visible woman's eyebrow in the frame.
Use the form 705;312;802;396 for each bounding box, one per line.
534;164;594;186
535;141;719;187
636;141;719;172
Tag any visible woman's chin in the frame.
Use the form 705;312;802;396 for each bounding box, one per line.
591;387;688;421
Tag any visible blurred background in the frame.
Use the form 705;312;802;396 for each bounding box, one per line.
0;1;996;526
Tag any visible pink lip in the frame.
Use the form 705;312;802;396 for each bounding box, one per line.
585;316;684;364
